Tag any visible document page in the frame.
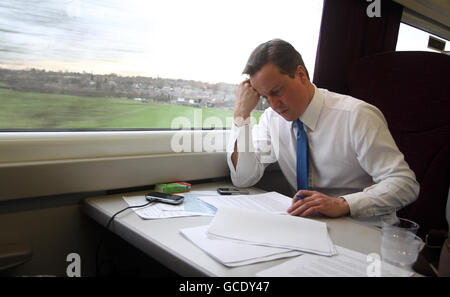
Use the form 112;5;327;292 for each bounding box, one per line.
257;245;413;277
122;195;213;219
198;192;292;213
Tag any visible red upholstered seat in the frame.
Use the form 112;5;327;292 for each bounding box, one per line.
348;51;450;238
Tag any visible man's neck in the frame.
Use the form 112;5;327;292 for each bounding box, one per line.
305;81;316;107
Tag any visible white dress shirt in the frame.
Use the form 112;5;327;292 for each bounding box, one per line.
227;86;419;221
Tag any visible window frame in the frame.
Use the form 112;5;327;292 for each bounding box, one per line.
396;0;450;41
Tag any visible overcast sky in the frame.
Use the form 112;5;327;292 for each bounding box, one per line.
0;1;445;84
0;0;323;84
396;22;449;52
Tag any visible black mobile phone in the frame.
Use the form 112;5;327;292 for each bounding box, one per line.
145;192;184;205
217;187;250;195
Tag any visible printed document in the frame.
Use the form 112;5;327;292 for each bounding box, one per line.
122;194;214;219
256;245;413;277
198;192;292;213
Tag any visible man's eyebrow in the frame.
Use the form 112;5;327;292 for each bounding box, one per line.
268;85;282;95
257;84;280;98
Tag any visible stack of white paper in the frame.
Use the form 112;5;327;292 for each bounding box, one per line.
180;225;302;267
207;207;336;256
178;191;336;267
198;192;292;214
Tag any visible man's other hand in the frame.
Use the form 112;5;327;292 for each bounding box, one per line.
287;190;350;218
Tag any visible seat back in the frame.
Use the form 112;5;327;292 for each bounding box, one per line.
348;51;450;238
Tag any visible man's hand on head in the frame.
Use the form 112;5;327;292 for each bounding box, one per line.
234;80;260;126
287;190;350;218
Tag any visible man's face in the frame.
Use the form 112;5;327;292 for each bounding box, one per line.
249;62;311;122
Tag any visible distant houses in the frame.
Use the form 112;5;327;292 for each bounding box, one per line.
133;98;149;103
0;68;266;110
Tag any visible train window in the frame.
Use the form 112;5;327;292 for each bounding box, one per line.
0;0;324;131
396;23;449;53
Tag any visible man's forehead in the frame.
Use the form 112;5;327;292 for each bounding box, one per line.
250;63;283;93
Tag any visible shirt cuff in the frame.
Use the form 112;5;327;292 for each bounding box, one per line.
234;116;251;127
340;192;371;217
226;123;240;153
341;192;397;218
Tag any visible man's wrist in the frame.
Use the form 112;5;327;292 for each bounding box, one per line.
338;197;350;216
234;115;251;127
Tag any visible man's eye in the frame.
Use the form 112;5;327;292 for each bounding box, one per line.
269;90;280;97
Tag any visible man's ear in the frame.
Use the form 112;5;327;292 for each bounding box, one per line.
295;65;308;81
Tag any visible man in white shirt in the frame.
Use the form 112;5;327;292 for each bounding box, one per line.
227;39;419;223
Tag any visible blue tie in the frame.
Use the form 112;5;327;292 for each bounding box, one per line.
295;119;308;191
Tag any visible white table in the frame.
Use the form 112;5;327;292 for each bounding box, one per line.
83;181;383;276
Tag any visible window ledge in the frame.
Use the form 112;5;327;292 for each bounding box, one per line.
0;130;231;200
0;130;230;164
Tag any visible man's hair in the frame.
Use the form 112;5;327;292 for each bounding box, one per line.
242;39;309;80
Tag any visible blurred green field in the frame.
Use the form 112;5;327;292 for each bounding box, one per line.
0;88;262;130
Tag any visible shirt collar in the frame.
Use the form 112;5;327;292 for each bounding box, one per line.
291;84;323;131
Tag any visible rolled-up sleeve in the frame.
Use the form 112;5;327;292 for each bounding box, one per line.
226;112;276;188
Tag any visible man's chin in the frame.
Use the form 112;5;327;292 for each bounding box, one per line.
278;111;295;122
276;110;295;122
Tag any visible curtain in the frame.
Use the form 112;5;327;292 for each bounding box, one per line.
312;0;403;95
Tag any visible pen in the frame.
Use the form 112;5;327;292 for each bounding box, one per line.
296;194;305;200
